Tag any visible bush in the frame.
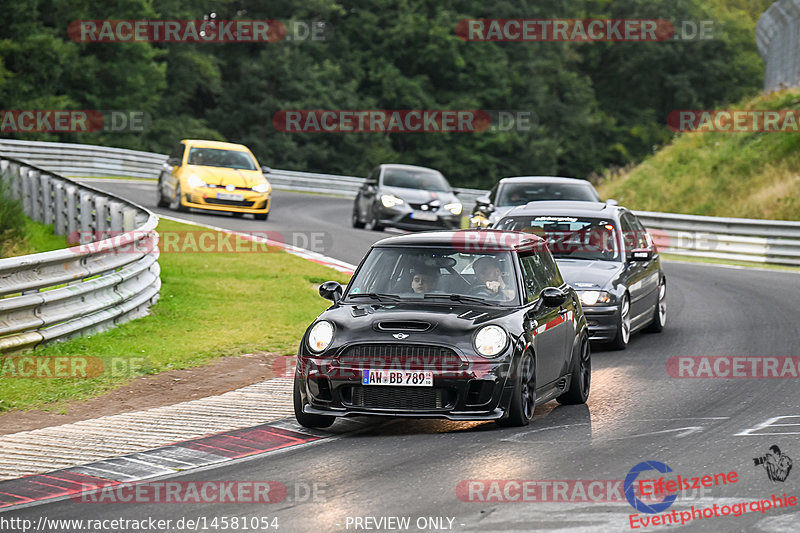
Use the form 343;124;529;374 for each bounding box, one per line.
0;178;28;258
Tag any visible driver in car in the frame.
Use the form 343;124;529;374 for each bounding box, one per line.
473;257;515;300
410;267;437;294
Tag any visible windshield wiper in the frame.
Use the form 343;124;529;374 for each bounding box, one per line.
349;292;401;302
423;293;495;305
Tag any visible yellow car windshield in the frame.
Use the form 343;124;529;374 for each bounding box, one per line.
187;148;257;170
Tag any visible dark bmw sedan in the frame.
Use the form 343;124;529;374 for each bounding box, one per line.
294;230;590;429
496;201;666;350
352;164;463;231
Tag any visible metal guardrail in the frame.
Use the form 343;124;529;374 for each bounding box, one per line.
757;0;800;92
0;156;161;353
2;139;800;266
635;210;800;266
0;138;488;206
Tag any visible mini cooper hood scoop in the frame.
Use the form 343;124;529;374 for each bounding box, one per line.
345;302;511;325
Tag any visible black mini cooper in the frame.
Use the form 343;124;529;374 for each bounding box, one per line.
294;230;590;429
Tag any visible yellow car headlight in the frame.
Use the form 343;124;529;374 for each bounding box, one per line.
187;175;207;188
252;183;271;193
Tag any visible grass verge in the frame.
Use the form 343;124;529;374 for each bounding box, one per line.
0;218;349;413
597;88;800;221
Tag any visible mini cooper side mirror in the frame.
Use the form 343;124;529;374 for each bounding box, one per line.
605;198;619;206
319;281;343;303
541;287;568;308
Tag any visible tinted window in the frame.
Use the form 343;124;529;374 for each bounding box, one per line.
496;216;622;262
540;248;565;287
519;253;546;303
496;182;599;206
382;169;450;192
629;214;650;248
619;213;638;251
187;148;257;170
169;143;185;162
488;185;498;204
346;247;519;305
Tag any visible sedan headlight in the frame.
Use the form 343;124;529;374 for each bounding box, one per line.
474;325;508;358
307;320;334;353
444;202;463;215
577;290;612;306
252;183;271;193
381;194;404;208
187;175;207;188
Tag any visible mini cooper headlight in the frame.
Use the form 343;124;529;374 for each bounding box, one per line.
578;290;612;306
252;183;271;193
474;325;508;358
187;175;207;188
381;194;404;208
444;202;463;215
308;320;334;353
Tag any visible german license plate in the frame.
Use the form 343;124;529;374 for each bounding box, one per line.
217;192;244;201
411;211;438;221
362;369;433;387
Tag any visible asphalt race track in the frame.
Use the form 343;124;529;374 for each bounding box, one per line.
4;180;800;532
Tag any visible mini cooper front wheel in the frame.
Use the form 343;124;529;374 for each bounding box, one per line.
558;333;590;405
293;375;335;429
497;352;535;427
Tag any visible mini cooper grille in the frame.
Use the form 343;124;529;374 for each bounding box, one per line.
350;386;447;410
338;344;463;370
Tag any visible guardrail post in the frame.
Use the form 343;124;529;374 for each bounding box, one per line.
30;170;43;222
109;201;124;233
8;162;21;201
79;190;94;244
122;207;137;231
95;196;109;241
41;173;54;225
65;185;78;238
54;181;67;235
20;166;33;216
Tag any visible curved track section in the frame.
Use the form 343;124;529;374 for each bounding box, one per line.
5;179;798;532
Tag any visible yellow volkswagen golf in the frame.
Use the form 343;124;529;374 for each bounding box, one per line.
157;139;272;220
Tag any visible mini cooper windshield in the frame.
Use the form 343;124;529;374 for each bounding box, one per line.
497;216;621;262
345;247;521;305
